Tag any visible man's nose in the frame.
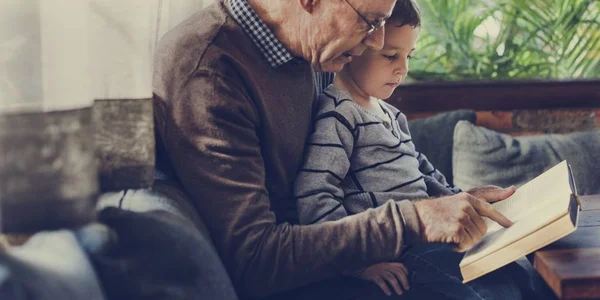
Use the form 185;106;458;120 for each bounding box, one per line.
362;26;385;50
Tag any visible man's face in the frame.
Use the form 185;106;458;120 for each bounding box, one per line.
309;0;397;72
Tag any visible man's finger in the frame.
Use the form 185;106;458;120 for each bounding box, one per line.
460;214;484;245
456;227;474;252
451;226;472;253
470;210;488;235
374;276;392;296
471;200;513;228
464;205;486;239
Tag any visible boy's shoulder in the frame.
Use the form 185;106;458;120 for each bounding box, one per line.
379;100;408;124
378;100;402;116
316;85;366;124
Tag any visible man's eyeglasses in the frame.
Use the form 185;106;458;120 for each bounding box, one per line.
343;0;386;36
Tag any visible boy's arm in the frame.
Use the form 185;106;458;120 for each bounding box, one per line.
393;110;461;195
294;109;354;224
415;151;461;194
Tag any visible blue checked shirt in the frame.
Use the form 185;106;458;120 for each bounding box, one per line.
229;0;294;67
228;0;333;92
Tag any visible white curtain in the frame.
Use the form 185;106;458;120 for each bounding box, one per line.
0;0;91;113
89;0;158;100
90;0;212;101
0;0;214;112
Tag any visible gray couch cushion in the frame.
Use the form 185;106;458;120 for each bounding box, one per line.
408;110;477;185
452;121;600;195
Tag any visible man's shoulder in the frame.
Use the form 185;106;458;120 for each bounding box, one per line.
156;4;228;64
153;2;262;99
154;4;230;91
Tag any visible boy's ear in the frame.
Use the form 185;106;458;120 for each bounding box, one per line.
298;0;318;13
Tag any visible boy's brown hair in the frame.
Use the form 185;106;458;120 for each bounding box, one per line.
389;0;421;28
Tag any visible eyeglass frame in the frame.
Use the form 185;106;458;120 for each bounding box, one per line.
343;0;387;36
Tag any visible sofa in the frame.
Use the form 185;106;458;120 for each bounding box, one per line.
91;105;600;299
3;98;599;299
92;106;599;299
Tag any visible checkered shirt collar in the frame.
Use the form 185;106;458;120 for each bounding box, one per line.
229;0;295;67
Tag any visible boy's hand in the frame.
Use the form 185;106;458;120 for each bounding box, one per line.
357;262;411;296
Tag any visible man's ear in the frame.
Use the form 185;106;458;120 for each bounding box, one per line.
298;0;318;13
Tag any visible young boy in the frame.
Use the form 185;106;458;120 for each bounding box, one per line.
294;0;464;296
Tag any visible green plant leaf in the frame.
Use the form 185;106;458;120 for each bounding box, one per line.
409;0;600;81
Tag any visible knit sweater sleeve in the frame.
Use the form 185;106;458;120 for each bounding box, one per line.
395;111;461;195
416;151;462;195
294;99;355;224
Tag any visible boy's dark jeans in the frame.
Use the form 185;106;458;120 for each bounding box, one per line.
266;243;538;300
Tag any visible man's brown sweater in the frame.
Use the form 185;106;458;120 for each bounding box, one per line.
152;1;421;298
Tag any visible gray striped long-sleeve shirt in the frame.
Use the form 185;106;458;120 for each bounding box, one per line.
294;85;461;225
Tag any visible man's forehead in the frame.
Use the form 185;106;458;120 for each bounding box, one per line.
357;0;396;19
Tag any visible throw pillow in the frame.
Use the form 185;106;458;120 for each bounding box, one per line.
408;110;477;185
452;121;600;195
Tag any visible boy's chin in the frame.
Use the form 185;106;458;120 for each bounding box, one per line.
374;91;395;100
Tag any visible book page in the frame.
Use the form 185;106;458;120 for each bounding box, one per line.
485;161;571;233
461;192;572;266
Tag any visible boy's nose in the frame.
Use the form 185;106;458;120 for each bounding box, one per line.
395;67;408;76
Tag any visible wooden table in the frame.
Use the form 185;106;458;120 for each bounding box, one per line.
534;194;600;299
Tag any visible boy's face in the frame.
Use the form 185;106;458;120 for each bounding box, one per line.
345;23;419;100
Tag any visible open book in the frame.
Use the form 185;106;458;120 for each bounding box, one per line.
460;160;581;283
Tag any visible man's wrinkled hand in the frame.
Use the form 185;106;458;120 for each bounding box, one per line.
413;192;513;252
357;262;410;296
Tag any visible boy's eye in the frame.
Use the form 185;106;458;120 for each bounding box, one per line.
383;54;398;60
408;55;414;60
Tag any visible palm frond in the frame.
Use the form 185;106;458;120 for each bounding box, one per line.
410;0;600;81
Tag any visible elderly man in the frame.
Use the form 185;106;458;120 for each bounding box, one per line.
142;0;532;299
